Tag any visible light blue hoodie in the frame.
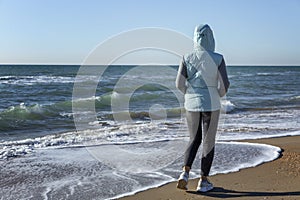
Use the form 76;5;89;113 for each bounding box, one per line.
183;24;224;111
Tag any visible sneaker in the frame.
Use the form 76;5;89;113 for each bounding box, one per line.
196;178;213;192
176;171;189;190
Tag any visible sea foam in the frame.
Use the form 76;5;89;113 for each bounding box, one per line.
0;140;282;200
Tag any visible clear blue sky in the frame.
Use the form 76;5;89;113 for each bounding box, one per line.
0;0;300;65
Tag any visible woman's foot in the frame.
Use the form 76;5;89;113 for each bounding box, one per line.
196;177;213;192
176;171;189;190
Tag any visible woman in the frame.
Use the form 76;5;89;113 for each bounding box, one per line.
176;24;230;192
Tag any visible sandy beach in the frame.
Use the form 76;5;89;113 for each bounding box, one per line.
120;135;300;200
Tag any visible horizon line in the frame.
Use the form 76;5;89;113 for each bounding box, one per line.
0;63;300;67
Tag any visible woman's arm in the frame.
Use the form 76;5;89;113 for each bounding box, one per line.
176;58;188;94
218;58;230;97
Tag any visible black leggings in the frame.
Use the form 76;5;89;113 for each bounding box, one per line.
184;110;220;176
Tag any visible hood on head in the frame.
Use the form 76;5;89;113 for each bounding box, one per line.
194;24;215;52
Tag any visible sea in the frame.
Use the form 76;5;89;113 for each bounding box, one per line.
0;65;299;200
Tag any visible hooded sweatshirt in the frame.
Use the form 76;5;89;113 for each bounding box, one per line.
176;24;230;111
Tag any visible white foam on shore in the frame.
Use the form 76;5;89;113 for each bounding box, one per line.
99;141;282;200
0;140;282;200
110;172;175;200
211;141;281;175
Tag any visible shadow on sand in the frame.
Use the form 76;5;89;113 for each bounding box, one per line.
186;187;300;198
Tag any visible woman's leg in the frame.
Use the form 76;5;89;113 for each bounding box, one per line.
184;111;202;168
200;110;220;176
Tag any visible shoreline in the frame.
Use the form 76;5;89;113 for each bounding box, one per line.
119;135;300;200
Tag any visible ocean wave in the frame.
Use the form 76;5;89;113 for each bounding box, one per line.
2;110;299;161
0;75;75;85
113;84;168;93
0;102;62;122
101;107;184;120
0;97;236;132
96;91;167;106
221;100;236;113
0;120;186;160
0;102;72;133
1;119;299;161
290;95;300;100
229;70;296;78
0;103;57;132
0;96;109;131
256;72;283;76
219;130;300;141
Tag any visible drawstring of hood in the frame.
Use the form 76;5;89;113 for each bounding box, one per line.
194;24;215;52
